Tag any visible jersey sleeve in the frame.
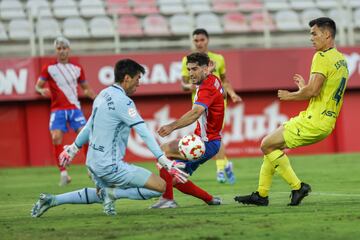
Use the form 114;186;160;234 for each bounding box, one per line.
116;97;145;127
181;56;189;78
39;64;50;81
194;86;214;109
311;52;329;77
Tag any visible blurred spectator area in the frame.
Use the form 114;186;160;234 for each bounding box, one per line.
0;0;359;56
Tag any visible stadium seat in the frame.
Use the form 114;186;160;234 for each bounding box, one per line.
327;9;350;27
0;21;8;41
184;0;211;13
300;8;325;28
289;0;316;10
315;0;338;9
106;0;132;15
8;19;32;40
26;0;53;18
89;16;114;38
63;17;90;38
117;15;143;37
36;18;62;39
143;14;170;36
196;13;223;34
158;0;186;15
79;0;106;18
133;0;159;15
169;14;193;35
354;8;360;28
249;12;276;32
222;12;250;33
275;10;303;31
0;0;25;20
349;0;360;8
53;0;80;18
264;0;289;11
211;0;238;13
238;0;263;12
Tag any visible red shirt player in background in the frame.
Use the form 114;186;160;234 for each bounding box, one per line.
150;52;225;208
35;37;96;186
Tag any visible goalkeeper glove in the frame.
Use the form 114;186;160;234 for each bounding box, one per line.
59;143;80;167
157;155;189;183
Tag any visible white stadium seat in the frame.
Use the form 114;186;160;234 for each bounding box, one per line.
196;13;223;34
169;14;193;35
53;0;80;18
79;0;106;17
275;10;303;31
354;8;360;28
289;0;316;10
63;17;89;38
0;0;25;20
89;16;114;38
9;19;31;40
264;0;289;11
36;18;61;39
300;8;325;28
327;8;351;27
315;0;338;9
26;0;53;18
158;0;186;15
0;21;8;41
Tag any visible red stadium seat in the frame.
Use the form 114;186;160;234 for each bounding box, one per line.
223;12;250;33
143;14;170;36
249;12;276;32
133;0;159;15
117;15;143;37
107;0;132;15
238;0;263;12
211;0;238;13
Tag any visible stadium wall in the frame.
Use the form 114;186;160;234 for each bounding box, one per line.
1;47;360;167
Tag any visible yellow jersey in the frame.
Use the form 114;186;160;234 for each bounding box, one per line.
301;48;348;131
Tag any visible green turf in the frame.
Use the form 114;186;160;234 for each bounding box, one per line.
1;153;360;240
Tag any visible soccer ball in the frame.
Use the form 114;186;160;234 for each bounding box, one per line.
178;134;205;160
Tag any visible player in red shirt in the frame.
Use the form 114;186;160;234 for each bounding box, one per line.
35;37;95;186
150;52;225;208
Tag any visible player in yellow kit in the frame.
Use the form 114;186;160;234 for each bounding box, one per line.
181;28;242;184
235;17;348;206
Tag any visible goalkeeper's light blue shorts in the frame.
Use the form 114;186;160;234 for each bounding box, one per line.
88;161;152;189
177;139;221;175
49;109;86;132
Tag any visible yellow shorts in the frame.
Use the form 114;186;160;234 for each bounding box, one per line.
283;115;332;149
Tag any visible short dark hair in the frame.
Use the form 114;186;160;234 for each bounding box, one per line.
192;28;209;38
114;59;145;83
186;52;210;67
309;17;336;38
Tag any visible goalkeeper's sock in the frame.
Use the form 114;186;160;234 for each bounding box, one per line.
160;167;174;200
257;156;275;197
175;180;213;203
54;144;66;172
216;158;227;172
266;150;301;190
54;188;101;205
113;188;161;200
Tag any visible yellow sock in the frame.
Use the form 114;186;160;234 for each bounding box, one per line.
216;158;228;172
257;156;275;197
266;150;301;190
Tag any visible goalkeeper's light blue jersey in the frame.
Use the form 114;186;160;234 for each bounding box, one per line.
76;84;163;177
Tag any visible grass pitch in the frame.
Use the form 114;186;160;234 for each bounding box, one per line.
1;153;360;240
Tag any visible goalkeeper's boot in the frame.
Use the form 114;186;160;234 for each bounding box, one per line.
234;192;269;206
224;161;235;184
288;182;311;206
59;173;72;187
149;197;178;209
31;193;56;217
207;196;222;206
99;188;116;216
216;171;226;183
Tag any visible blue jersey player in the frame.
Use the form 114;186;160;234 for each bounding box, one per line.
31;59;188;217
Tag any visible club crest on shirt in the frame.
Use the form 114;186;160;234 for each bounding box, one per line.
128;108;137;118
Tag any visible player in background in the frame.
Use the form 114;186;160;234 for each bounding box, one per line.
35;37;96;186
150;52;224;208
31;59;188;217
181;28;242;184
235;17;348;206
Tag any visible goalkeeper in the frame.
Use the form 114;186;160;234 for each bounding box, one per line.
31;59;188;217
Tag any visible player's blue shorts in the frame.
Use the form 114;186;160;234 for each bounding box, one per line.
88;161;152;189
49;109;86;132
178;139;221;175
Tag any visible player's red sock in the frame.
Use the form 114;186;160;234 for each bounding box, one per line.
160;168;174;200
175;180;213;203
54;144;66;172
